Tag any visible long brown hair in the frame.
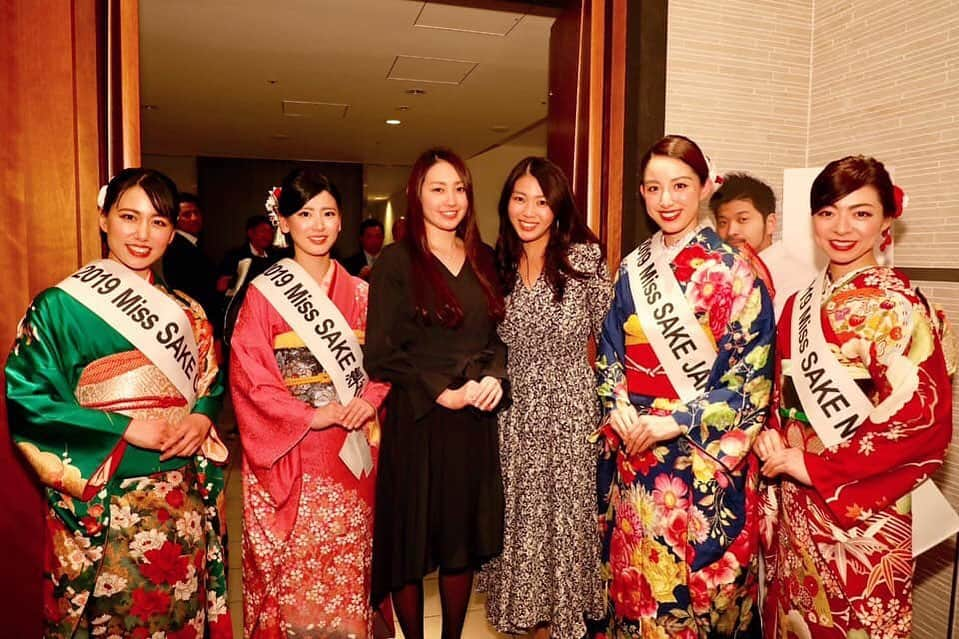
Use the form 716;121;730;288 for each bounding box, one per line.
405;147;504;327
495;156;600;302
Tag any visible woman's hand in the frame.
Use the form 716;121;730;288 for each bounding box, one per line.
626;414;683;456
311;402;345;430
160;414;213;461
466;376;503;412
609;403;639;442
761;447;811;485
754;429;785;462
340;397;375;430
124;418;171;451
436;384;472;410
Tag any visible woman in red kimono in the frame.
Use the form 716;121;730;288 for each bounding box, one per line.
757;155;953;638
230;168;389;637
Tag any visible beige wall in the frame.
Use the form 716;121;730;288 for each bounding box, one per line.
665;0;813;217
667;1;959;635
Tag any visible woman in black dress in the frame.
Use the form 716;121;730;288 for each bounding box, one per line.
367;147;507;639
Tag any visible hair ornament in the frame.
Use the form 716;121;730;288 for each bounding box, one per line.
879;184;907;254
705;154;724;188
264;186;287;248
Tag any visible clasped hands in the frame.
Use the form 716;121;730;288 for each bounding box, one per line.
310;397;377;431
436;376;503;412
754;430;811;485
124;413;214;462
609;404;683;456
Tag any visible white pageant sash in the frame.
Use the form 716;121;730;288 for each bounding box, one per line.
789;269;873;449
790;268;958;556
57;260;200;407
252;259;372;478
625;237;716;403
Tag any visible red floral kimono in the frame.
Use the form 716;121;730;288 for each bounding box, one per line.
761;266;953;638
230;260;389;638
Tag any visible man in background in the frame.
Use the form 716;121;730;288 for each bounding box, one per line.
710;173;816;318
218;215;282;342
343;218;385;280
162;192;217;316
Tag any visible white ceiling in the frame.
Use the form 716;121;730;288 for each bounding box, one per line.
139;0;554;166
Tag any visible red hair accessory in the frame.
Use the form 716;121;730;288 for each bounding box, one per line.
264;186;287;248
879;184;908;253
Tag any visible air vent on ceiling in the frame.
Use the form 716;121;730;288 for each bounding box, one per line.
414;2;524;36
387;55;477;85
281;100;349;118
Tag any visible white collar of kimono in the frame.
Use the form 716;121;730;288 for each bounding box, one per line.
653;222;706;263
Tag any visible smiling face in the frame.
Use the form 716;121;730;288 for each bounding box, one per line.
99;185;175;278
278;190;341;258
176;201;203;235
640;155;710;245
508;173;555;248
715;199;775;252
419;160;468;233
812;185;890;279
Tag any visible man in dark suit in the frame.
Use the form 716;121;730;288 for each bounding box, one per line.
342;218;385;280
162;193;217;317
218;215;284;343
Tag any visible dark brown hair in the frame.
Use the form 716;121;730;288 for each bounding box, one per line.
404;147;504;327
277;168;342;216
639;134;710;185
709;172;776;218
810;155;897;217
103;168;179;223
495;156;600;302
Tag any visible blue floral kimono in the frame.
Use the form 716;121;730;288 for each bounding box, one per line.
595;226;775;638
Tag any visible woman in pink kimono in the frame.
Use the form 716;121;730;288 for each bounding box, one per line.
230;168;389;638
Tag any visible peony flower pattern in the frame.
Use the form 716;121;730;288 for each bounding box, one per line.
596;227;774;637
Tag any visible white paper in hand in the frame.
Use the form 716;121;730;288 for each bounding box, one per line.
912;478;959;557
339;430;373;480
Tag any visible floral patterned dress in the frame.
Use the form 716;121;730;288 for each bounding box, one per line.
480;242;612;639
230;260;389;638
595;226;775;638
5;279;232;639
760;266;953;639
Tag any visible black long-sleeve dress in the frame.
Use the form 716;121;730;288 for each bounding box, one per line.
367;242;507;604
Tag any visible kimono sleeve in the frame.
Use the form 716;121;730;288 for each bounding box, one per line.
229;285;315;505
4;290;132;496
351;279;390;409
804;290;952;528
673;259;776;473
596;263;633;413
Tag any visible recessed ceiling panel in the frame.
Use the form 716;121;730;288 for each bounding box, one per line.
414;2;524;36
387;55;477;85
281;100;350;119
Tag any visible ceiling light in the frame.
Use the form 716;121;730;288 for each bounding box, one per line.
491;125;509;133
397;105;411;111
405;88;427;96
142;104;159;110
385;119;402;125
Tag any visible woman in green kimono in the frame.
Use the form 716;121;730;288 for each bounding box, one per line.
5;168;232;638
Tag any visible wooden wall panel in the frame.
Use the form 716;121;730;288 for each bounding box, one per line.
0;2;106;635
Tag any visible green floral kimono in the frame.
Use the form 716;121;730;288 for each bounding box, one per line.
5;282;233;638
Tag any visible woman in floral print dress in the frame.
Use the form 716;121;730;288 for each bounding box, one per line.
230;169;389;638
481;157;611;639
595;135;775;637
5;169;232;638
756;156;953;638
